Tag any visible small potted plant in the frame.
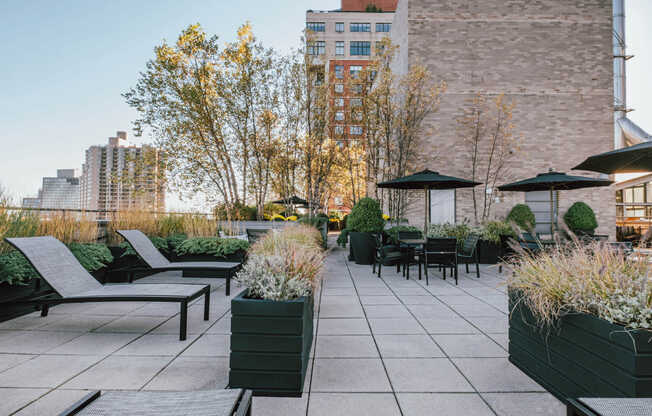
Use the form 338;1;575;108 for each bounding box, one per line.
346;197;385;265
563;202;598;237
229;224;324;396
478;220;516;264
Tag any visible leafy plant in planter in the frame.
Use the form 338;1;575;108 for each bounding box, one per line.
386;225;422;244
230;224;324;396
508;240;652;400
506;204;536;230
68;243;114;273
563;202;598;236
175;237;250;260
165;233;187;252
0;251;38;285
427;222;473;249
345;198;385;265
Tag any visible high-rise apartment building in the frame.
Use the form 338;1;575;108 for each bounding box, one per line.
80;131;165;214
306;1;397;143
22;169;80;210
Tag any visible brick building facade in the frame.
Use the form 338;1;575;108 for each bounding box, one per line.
391;0;615;237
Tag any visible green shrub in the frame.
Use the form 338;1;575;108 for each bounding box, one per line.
506;204;536;230
120;236;168;258
386;225;422;244
175;237;249;259
427;223;472;249
165;233;187;251
337;229;350;248
480;221;517;244
68;243;114;272
347;198;385;233
564;202;598;233
0;251;38;285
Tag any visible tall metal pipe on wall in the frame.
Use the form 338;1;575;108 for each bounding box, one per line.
613;0;651;148
613;0;627;149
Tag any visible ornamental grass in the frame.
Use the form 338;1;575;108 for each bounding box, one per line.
236;224;325;301
507;233;651;331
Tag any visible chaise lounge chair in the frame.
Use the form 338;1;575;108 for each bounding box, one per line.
117;230;241;296
59;389;252;416
6;236;210;341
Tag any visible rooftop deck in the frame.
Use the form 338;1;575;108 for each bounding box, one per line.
0;242;563;415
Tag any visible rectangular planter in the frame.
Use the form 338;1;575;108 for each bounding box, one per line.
229;289;313;397
509;291;652;403
0;279;54;323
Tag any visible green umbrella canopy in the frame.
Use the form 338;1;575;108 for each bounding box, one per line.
497;171;613;192
272;196;310;206
573;141;652;174
377;169;481;190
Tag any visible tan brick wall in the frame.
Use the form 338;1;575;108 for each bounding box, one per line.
392;0;616;237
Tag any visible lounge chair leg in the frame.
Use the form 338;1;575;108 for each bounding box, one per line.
465;263;469;274
418;261;422;280
499;264;503;273
204;290;210;321
425;264;429;285
372;262;376;274
378;264;382;278
226;272;231;297
476;261;480;278
40;303;49;317
455;265;458;285
180;301;188;341
396;263;400;273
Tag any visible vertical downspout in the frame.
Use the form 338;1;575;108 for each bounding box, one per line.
613;0;627;149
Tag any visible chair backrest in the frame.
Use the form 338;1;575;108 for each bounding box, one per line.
520;232;538;243
116;230;171;268
6;236;103;298
397;230;423;241
424;238;457;265
461;234;480;256
246;228;271;244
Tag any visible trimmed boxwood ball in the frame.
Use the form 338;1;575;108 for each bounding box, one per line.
506;204;536;230
346;197;385;233
564;202;598;233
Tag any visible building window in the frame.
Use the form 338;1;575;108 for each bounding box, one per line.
375;41;385;55
350;23;371;32
306;22;325;32
334;125;344;135
335;22;344;33
351;98;362;107
335;98;344;107
350;126;363;135
353;111;363;121
335;41;344;56
376;23;391;32
350;41;371;56
335;111;345;121
349;65;363;78
335;65;344;79
351;83;363;94
334;83;344;93
307;41;325;55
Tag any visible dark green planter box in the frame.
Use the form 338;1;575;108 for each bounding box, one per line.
350;232;376;265
229;290;313;397
509;291;652;403
477;240;500;264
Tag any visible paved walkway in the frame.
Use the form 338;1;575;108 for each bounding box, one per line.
0;243;564;415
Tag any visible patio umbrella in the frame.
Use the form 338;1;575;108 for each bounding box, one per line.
498;170;613;235
272;196;310;206
377;169;481;231
573;141;652;174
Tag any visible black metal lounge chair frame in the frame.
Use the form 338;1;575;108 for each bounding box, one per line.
58;389;253;416
6;237;210;341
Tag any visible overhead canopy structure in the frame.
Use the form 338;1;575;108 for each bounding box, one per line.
573;141;652;174
377;169;481;231
498;170;613;235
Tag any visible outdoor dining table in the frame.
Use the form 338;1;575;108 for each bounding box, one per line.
398;239;426;280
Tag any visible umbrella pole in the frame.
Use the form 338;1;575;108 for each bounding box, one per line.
424;187;429;235
550;187;554;237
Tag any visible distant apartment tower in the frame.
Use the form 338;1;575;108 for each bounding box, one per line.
22;169;80;210
306;0;397;143
80;131;165;214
